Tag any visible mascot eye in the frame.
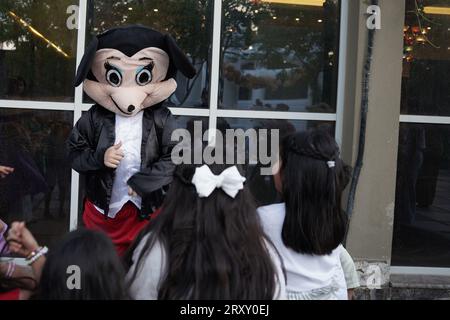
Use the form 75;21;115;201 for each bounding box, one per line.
105;62;122;87
136;66;153;86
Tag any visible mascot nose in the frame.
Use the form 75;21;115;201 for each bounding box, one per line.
110;88;147;115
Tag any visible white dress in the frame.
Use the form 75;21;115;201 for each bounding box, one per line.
126;233;287;300
258;203;348;300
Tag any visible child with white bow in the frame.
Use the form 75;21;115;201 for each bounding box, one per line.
125;162;286;300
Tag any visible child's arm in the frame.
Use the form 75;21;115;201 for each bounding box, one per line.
339;246;360;300
66;110;109;173
127;109;177;201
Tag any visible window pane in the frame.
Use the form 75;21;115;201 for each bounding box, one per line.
220;0;340;112
392;123;450;267
84;0;213;108
0;1;77;102
0;109;73;248
401;0;450;116
221;117;335;206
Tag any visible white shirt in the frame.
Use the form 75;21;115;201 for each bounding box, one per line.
126;233;287;300
258;203;347;300
95;112;143;218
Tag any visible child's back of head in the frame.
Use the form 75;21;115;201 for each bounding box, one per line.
38;228;126;300
127;161;280;300
279;129;351;255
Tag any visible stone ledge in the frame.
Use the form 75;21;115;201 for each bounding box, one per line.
390;274;450;289
354;287;450;300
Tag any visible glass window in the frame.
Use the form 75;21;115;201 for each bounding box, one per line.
401;0;450;116
84;0;214;108
0;109;73;248
392;124;450;267
0;1;78;102
219;0;340;112
220;117;335;206
392;0;450;267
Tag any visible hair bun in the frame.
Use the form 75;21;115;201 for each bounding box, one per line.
287;136;338;162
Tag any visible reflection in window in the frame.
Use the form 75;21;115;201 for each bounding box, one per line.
393;0;450;267
0;109;73;247
0;1;77;101
392;124;450;267
401;0;450;116
221;118;335;206
85;0;214;108
220;0;340;112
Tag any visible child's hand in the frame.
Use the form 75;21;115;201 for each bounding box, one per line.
0;165;14;178
7;222;39;258
128;186;138;197
104;141;124;169
0;219;5;233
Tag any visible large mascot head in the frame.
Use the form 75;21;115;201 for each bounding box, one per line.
74;25;196;116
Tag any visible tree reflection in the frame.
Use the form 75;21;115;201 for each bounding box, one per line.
0;0;77;101
220;0;340;112
1;0;339;108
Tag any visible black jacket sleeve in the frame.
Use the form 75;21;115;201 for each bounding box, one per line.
66;109;108;174
127;110;177;198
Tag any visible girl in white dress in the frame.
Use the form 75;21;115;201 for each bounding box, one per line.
258;129;352;300
125;162;286;300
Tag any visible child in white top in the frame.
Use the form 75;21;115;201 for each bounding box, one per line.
258;129;355;300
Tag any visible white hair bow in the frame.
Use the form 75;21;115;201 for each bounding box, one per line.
191;165;246;198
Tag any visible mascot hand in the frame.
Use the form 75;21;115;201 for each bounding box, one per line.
128;186;138;197
104;141;124;168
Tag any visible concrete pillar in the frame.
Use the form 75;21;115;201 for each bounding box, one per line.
340;0;406;288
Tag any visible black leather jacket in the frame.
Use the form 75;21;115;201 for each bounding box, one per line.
66;103;177;219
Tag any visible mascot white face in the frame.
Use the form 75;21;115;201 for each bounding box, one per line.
74;25;196;117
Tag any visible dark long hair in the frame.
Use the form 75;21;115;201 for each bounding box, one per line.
126;162;278;300
280;129;350;255
38;228;127;300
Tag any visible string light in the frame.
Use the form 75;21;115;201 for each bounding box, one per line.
8;11;70;58
403;1;445;62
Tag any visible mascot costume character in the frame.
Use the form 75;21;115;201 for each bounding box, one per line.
67;25;196;255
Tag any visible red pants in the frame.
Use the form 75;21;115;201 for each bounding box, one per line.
0;289;20;300
82;200;152;256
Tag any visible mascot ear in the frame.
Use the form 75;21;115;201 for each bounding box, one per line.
164;34;196;79
74;37;99;87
